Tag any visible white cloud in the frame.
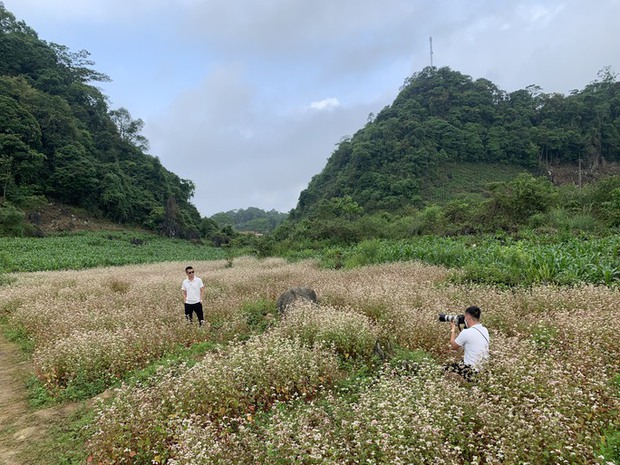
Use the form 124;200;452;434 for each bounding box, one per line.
309;98;341;111
520;3;564;28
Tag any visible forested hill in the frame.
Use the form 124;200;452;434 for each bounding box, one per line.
290;66;620;220
210;207;288;234
0;4;204;238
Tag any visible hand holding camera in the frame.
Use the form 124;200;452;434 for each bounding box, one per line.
438;313;466;330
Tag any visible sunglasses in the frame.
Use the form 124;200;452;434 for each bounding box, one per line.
187;271;195;274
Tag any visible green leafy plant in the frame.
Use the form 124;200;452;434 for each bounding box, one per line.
241;298;278;333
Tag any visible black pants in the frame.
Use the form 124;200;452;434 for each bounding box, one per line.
445;361;477;382
184;302;204;325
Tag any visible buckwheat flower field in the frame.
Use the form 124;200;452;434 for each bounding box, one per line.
1;257;618;464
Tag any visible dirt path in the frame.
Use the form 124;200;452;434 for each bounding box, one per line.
0;330;33;465
0;332;77;465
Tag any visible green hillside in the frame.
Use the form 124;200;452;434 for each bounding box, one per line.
290;66;620;220
0;5;204;238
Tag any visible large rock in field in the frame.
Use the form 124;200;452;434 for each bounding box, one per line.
276;287;318;314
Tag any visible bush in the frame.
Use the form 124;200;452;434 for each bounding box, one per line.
240;298;278;333
343;238;384;268
0;202;33;236
528;207;602;234
409;205;448;235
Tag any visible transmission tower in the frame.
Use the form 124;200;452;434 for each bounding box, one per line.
429;36;434;67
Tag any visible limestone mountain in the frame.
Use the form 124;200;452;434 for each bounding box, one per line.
290;66;620;221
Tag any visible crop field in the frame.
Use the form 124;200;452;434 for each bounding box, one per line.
316;235;620;287
0;231;227;273
1;257;619;464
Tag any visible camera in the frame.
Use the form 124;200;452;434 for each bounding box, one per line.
438;313;466;329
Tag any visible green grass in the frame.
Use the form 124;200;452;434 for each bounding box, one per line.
0;230;228;272
23;404;95;465
124;341;217;388
1;321;35;353
424;162;528;203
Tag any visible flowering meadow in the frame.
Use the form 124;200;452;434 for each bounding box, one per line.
1;257;618;464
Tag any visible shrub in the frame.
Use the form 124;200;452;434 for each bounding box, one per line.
240;298;278;333
343;238;383;268
0;202;33;236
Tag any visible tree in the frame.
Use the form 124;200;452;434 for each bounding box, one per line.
0;154;11;200
0;134;45;197
485;173;558;227
161;196;182;238
0;4;208;236
313;195;363;221
0;95;42;147
199;217;219;239
47;144;98;205
99;170;132;221
47;43;110;84
109;107;149;151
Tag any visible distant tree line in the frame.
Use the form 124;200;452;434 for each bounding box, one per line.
210;207;288;234
254;66;620;252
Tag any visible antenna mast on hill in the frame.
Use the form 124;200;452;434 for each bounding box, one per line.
429;36;434;67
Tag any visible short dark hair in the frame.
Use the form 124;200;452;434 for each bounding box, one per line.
185;266;194;272
465;306;481;320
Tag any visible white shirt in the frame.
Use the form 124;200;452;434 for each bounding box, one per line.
455;323;489;368
181;277;204;304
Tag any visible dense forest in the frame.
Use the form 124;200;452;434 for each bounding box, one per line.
0;4;207;238
291;66;620;220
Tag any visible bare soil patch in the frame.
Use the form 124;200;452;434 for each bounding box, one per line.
546;160;620;186
25;202;140;235
0;332;78;465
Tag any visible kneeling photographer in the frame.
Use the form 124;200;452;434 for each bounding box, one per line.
443;305;489;381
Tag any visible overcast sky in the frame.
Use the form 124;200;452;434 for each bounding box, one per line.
4;0;620;216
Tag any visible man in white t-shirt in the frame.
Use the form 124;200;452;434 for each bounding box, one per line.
446;305;490;381
181;265;205;325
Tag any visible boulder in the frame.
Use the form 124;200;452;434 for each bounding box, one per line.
276;287;318;314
